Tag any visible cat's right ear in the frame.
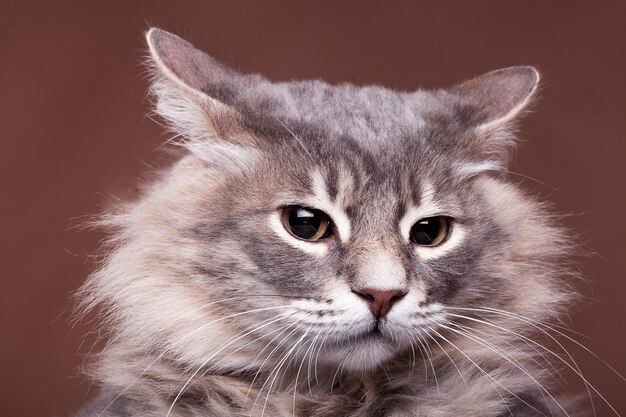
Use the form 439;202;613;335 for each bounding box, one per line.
146;28;261;161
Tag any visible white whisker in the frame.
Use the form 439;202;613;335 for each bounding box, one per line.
445;308;620;416
427;324;536;417
444;323;557;417
98;304;291;417
260;325;312;417
243;320;301;411
249;323;303;415
422;325;468;388
166;311;292;416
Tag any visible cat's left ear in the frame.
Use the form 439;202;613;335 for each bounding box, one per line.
446;66;540;171
449;66;539;130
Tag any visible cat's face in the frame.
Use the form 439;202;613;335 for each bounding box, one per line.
191;129;510;370
86;29;570;374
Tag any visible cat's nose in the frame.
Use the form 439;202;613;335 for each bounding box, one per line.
352;288;407;318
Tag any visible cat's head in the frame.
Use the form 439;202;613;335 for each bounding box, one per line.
83;28;573;374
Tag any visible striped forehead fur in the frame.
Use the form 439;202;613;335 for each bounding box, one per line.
71;29;596;417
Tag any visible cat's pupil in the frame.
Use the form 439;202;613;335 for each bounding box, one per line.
283;206;333;241
410;216;450;246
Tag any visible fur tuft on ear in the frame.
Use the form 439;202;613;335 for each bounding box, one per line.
146;28;261;166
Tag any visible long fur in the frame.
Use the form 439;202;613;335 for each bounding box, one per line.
72;29;594;417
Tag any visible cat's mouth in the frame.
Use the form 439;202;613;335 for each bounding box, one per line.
371;319;386;335
353;322;388;343
366;325;383;338
350;312;442;347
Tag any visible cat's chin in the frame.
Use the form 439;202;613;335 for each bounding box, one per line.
322;330;402;372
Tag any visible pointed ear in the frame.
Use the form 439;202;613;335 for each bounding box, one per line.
449;66;540;131
146;28;259;154
445;67;540;176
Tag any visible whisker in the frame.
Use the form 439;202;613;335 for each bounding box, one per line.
408;331;429;383
219;324;290;367
450;320;564;385
243;320;301;411
451;306;623;380
329;354;348;396
313;333;330;386
166;312;291;417
305;332;323;397
407;332;417;378
427;324;522;416
429;324;540;417
140;295;301;351
416;330;439;396
421;325;468;388
445;309;619;416
97;304;292;417
444;323;556;417
260;325;312;417
250;323;303;415
442;314;582;416
293;336;318;415
448;306;599;417
276;327;316;390
273;117;316;164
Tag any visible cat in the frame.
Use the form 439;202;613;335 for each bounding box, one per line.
73;27;593;417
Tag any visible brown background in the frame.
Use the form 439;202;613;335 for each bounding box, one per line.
1;1;624;416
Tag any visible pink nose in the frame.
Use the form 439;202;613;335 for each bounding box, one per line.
352;288;407;318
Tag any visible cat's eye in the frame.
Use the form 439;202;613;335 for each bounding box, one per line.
410;216;451;246
282;206;333;241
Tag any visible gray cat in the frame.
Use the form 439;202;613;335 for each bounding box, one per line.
74;28;595;416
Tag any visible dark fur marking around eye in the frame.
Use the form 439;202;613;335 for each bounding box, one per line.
344;205;358;219
394;200;407;224
411;182;423;206
325;168;339;201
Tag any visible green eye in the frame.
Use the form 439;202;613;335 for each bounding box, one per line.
410;216;451;246
282;206;333;241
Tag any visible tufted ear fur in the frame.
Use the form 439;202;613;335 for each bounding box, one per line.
146;28;262;164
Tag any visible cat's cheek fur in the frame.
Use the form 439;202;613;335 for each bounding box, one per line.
474;176;575;318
